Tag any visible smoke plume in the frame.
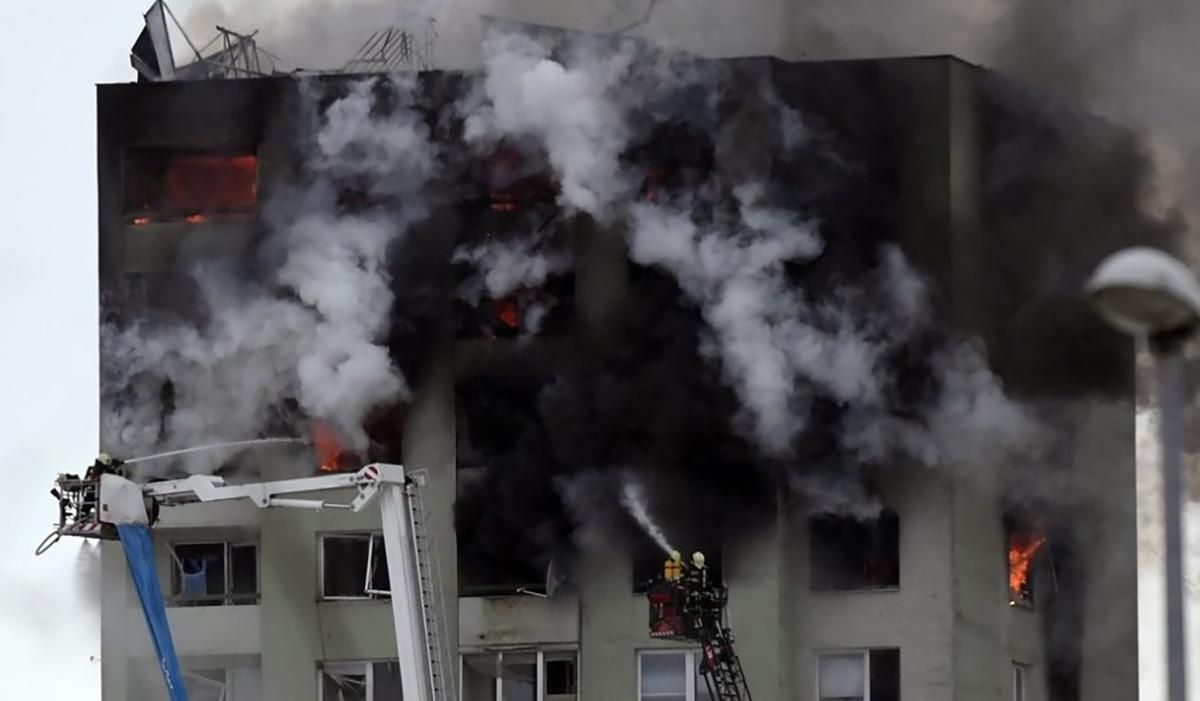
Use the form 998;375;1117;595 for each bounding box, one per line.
102;76;436;471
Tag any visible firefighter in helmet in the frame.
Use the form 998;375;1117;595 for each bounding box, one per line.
664;549;683;581
85;453;125;480
80;453;125;520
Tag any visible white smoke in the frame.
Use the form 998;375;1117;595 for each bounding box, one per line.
619;477;675;555
627;185;825;454
462;30;634;218
453;235;573;302
466;27;1046;473
103;77;435;468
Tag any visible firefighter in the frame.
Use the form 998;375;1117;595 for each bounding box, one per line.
85;453;125;480
80;453;124;520
663;550;683;581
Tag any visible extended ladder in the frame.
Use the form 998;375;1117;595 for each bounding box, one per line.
406;475;456;701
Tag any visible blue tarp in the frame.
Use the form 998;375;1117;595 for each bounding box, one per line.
117;524;189;701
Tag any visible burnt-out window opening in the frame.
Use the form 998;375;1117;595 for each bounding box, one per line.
461;650;577;701
633;537;723;594
454;270;575;340
456;382;544;470
319;661;402;701
1005;512;1046;608
630;120;716;205
124;148;257;224
170;541;257;606
817;649;899;701
320;533;390;599
456;467;550;597
809;509;900;591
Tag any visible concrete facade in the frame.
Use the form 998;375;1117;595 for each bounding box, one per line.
97;55;1138;701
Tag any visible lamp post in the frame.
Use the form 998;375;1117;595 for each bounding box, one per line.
1086;246;1200;701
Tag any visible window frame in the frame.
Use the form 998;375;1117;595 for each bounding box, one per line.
317;660;401;701
318;532;390;601
459;649;579;701
169;540;259;607
1012;662;1028;701
816;650;870;701
636;649;712;701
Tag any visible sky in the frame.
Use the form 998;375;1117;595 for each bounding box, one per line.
0;2;1194;700
0;2;158;698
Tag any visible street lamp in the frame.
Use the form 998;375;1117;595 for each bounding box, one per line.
1086;246;1200;701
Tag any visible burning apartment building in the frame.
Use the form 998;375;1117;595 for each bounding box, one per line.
91;10;1164;701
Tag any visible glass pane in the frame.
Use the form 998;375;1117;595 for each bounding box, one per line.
322;671;367;701
819;654;865;699
373;662;403;700
501;654;537;701
462;654;499;701
369;534;391;593
323;535;371;597
228;666;262;701
230;544;257;596
640;652;687;696
696;654;715;701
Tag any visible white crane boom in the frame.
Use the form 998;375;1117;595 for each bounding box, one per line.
42;462;453;701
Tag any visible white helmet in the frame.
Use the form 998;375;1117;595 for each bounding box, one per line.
692;551;705;568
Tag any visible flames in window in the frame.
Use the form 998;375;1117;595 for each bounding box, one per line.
126;150;257;225
484;145;555;214
1007;522;1046;607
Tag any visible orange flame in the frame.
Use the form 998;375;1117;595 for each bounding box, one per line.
493;297;521;330
132;216;151;226
490;193;519;212
185;213;207;224
311;420;341;473
1008;531;1046;604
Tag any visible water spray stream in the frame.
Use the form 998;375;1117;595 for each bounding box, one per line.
620;479;675;555
123;437;306;464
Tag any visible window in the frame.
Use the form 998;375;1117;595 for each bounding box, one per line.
1012;663;1028;701
809;509;900;591
320;533;390;600
183;668;262;701
637;651;714;701
816;649;899;701
318;661;402;701
1005;513;1045;608
170;542;258;606
461;651;577;701
124;148;258;224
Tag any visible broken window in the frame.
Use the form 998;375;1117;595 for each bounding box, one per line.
1005;512;1045;608
456;467;548;597
170;541;258;606
637;650;714;701
319;661;402;701
461;651;578;701
809;509;900;591
124;148;257;225
817;649;899;701
320;533;390;599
